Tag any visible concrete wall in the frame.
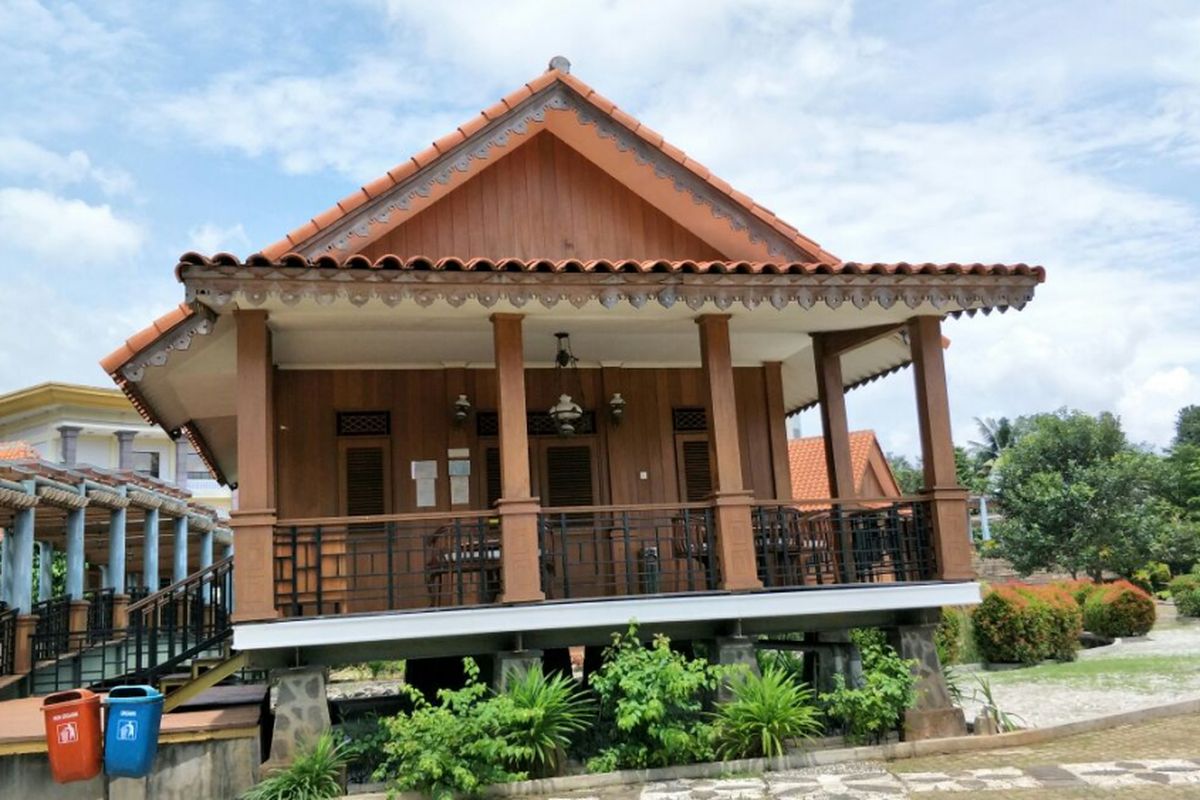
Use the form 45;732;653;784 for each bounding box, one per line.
0;735;259;800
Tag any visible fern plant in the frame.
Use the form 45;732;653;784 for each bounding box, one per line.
501;665;593;777
712;666;823;759
242;732;347;800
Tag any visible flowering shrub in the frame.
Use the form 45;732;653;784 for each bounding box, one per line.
971;583;1082;665
1081;580;1156;637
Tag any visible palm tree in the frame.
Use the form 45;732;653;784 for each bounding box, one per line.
970;416;1017;472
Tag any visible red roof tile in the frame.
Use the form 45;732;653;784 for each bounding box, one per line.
99;302;194;374
789;430;898;500
0;441;39;461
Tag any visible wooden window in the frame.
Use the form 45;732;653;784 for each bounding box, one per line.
672;407;708;433
542;444;596;508
336;411;391;437
484;446;502;508
338;439;391;516
675;434;713;503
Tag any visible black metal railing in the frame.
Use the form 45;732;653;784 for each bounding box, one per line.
274;512;497;617
126;556;234;688
31;595;72;662
0;603;16;675
538;504;719;600
86;588;115;643
752;499;936;587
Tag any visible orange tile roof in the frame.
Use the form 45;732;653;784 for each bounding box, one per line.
0;441;39;461
257;61;839;264
99;302;194;375
788;430;896;500
173;251;1046;279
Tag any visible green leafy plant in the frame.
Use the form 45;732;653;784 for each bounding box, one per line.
242;732;347;800
819;629;916;744
934;607;966;665
375;659;527;799
1169;573;1200;617
971;674;1025;733
712;666;822;759
336;714;388;785
972;583;1082;665
501;665;593;777
586;623;724;771
1082;580;1156;637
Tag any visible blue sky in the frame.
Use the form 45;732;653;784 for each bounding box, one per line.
1;0;1197;457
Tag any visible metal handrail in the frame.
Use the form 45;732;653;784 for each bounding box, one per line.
127;555;233;614
0;604;17;675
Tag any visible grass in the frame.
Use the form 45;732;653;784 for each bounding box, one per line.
979;655;1200;692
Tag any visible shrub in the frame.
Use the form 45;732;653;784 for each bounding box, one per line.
1055;579;1103;607
712;666;822;759
934;607;966;665
819;628;916;744
1170;573;1200;617
1130;562;1172;595
1082;580;1156;637
586;624;724;771
971;583;1082;665
501;664;593;777
242;732;347;800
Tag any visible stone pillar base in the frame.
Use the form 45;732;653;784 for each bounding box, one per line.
492;649;544;692
813;631;860;696
111;594;130;638
14;615;38;673
711;636;760;701
905;707;968;740
68;600;90;639
265;667;331;770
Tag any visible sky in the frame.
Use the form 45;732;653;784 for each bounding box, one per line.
0;0;1197;459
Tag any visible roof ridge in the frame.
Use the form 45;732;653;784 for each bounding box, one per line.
256;60;839;264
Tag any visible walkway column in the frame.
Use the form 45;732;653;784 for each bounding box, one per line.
66;501;89;637
172;514;189;585
58;425;82;466
142;506;160;591
115;430;137;471
908;316;972;581
10;502;38;674
812;333;858;583
107;492;130;630
0;521;13;607
230;309;279;622
697;315;760;591
37;541;53;601
490;313;544;603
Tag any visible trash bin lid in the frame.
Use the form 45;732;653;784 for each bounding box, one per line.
105;685;164;703
42;689;99;709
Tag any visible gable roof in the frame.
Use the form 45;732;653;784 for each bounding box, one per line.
258;58;839;265
0;441;39;461
788;430;903;500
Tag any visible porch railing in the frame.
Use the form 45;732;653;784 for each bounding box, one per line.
274;511;497;617
86;588;116;643
31;595;72;663
751;498;937;587
537;504;719;599
0;603;16;675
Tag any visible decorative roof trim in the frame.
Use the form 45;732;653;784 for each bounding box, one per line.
86;488;130;510
0;486;38;510
181;261;1041;315
127;488;164;510
178;421;227;487
35;485;89;510
790;360;916;415
297;84;811;262
118;304;216;384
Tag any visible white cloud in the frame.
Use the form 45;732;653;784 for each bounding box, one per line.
0;187;143;264
184;222;251;255
0;137;134;195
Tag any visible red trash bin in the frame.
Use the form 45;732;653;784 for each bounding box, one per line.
41;688;103;783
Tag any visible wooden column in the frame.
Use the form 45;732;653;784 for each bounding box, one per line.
763;362;792;501
230;309;280;622
491;313;544;603
908;316;973;581
697;315;760;591
811;334;859;583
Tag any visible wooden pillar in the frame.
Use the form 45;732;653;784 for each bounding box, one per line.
908;316;973;581
763;362;792;501
811;334;858;583
697;315;760;591
491;314;544;603
230;309;280;622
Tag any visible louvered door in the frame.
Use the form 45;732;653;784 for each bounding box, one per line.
675;433;713;502
542;444;596;508
338;437;392;612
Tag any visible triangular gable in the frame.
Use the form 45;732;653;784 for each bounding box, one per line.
261;60;838;265
788;430;902;500
360;132;726;261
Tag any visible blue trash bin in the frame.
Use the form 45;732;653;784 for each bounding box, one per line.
103;685;165;778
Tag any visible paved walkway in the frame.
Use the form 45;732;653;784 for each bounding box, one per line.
538;715;1200;799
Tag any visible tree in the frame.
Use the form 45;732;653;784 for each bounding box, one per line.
991;410;1167;580
1176;406;1200;448
969;416;1018;467
887;454;923;494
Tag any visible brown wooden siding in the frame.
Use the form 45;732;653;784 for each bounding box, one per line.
273;366;789;520
360;133;728;262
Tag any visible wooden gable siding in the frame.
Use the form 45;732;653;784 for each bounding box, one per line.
359;133;728;262
273;366;787;521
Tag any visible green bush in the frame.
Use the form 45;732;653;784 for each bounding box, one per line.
819;629;916;744
586;624;723;771
1130;562;1172;595
971;583;1082;665
1170;573;1200;617
712;666;822;759
242;732;347;800
934;607;966;665
1082;580;1156;637
501;664;593;777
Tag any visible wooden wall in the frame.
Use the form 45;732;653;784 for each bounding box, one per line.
360;133;727;262
273;366;790;520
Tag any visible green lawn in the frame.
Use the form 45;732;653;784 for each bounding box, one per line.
979;655;1200;692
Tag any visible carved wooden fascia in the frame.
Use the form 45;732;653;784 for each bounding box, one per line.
300;84;807;261
120;304;217;384
35;485;89;510
0;486;38;510
183;264;1040;315
86;488;130;510
127;488;164;510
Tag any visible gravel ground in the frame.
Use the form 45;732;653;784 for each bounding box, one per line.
957;616;1200;728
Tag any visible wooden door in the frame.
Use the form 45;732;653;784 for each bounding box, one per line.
675;433;713;503
338;437;393;612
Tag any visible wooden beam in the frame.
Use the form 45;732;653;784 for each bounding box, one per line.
811;334;856;499
814;323;904;359
763;362;792;501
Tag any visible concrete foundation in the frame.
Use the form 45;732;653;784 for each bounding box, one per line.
492;649;544;691
266;666;331;767
709;636;760;701
897;616;967;740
